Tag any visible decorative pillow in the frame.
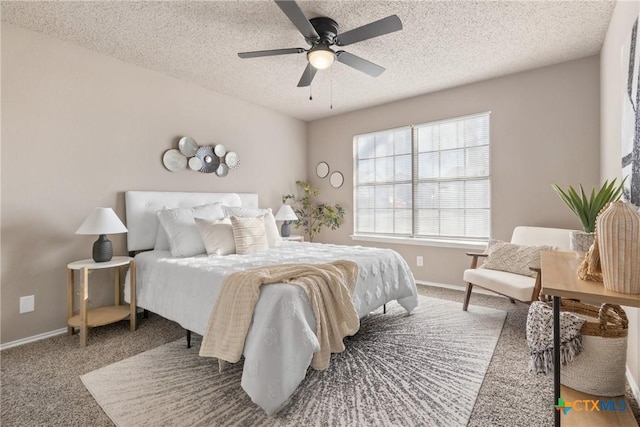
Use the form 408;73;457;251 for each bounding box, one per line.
482;240;553;278
195;217;235;256
157;203;225;257
154;208;171;250
230;215;269;255
223;205;282;248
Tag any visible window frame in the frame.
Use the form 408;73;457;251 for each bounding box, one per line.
352;112;491;248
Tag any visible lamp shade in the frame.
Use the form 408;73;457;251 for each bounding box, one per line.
76;207;127;235
275;205;298;221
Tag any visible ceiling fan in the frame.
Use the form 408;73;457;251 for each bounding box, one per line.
238;0;403;87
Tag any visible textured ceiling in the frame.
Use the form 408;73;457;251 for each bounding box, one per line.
1;1;615;121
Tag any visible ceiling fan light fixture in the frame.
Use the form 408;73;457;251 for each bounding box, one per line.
307;45;335;70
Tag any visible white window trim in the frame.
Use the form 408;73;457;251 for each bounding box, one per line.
351;233;487;250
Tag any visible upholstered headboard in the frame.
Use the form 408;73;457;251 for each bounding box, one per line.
125;191;259;251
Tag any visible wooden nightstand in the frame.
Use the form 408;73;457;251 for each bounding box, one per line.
66;256;136;347
283;235;304;242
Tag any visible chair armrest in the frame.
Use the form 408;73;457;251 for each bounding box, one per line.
466;252;488;269
466;252;488;257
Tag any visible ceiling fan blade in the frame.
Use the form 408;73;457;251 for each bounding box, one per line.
275;0;319;40
336;51;385;77
238;48;305;58
297;63;318;87
336;15;402;46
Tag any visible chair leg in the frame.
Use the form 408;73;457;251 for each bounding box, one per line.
462;283;473;311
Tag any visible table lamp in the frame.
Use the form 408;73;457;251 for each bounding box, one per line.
275;205;298;237
76;207;128;262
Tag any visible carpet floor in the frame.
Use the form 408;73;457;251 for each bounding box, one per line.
2;284;639;426
81;296;506;426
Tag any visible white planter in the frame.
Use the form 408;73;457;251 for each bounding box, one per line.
569;231;595;256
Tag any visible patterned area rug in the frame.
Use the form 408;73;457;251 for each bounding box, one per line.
81;296;506;426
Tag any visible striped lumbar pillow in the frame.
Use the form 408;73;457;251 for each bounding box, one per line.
230;215;269;255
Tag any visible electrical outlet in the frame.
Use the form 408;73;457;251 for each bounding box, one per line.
416;256;424;267
19;295;35;313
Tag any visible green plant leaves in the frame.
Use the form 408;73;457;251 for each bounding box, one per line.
283;180;345;241
551;177;627;233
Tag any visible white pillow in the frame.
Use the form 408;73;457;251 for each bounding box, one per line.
157;203;225;257
230;215;269;255
154;208;171;250
222;205;282;248
195;217;235;256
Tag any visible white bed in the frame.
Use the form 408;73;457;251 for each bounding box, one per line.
123;191;418;414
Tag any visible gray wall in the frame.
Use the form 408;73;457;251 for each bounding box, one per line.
1;24;307;344
307;55;601;285
600;0;640;400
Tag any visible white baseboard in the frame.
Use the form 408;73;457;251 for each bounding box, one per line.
627;366;640;406
0;328;67;351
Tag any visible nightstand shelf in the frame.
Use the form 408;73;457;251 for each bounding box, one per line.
66;256;136;347
67;305;131;328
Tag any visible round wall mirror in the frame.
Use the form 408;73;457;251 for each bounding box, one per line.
316;162;330;178
330;171;344;188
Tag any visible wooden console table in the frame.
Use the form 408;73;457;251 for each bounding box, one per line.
541;251;640;427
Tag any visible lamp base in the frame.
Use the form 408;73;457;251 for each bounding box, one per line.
93;234;113;262
281;221;291;238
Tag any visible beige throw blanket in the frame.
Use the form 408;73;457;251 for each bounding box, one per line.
199;260;359;370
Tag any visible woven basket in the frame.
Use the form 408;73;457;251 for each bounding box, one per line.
557;300;628;396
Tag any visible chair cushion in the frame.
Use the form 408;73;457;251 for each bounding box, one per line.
482;240;552;277
463;268;536;302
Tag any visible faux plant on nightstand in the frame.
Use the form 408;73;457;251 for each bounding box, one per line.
282;180;345;242
551;177;626;253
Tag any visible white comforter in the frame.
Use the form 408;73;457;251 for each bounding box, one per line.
125;241;418;414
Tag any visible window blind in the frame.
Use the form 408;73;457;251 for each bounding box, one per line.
353;112;490;241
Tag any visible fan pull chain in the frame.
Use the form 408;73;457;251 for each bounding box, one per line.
309;65;313;101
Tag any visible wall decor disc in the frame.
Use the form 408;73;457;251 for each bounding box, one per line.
178;136;198;157
216;163;229;177
330;171;344;188
188;156;203;171
162;149;187;172
195;145;220;173
214;144;226;157
225;151;240;169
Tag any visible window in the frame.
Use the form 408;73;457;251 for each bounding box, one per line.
353;112;490;242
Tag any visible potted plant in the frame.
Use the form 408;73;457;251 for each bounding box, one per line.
551;177;626;252
282;180;345;242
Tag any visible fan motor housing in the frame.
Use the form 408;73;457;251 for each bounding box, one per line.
308;17;339;45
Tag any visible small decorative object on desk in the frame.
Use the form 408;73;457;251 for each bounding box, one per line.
597;200;640;294
577;233;603;282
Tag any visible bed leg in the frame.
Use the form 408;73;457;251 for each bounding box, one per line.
383;304;386;314
186;330;191;348
143;309;149;319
